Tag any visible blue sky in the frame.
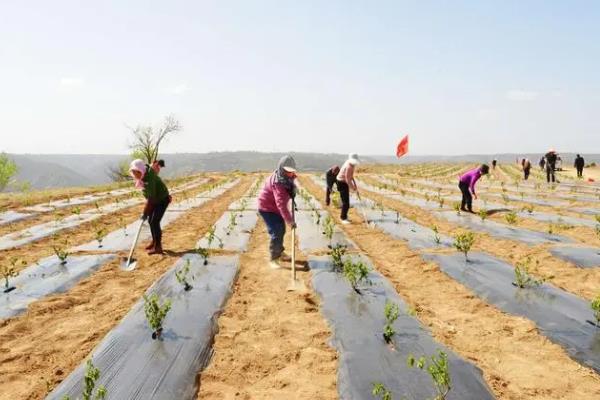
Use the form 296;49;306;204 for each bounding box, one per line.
1;1;598;155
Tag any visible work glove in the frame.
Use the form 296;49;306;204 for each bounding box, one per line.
141;213;148;221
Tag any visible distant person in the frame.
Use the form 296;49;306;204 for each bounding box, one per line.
129;159;171;255
258;155;297;269
336;153;360;224
325;165;340;206
545;149;558;183
458;164;489;213
151;159;165;174
574;154;585;178
539;156;546;171
492;159;497;170
522;158;532;180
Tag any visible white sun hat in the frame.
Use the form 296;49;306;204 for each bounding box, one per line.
348;153;360;165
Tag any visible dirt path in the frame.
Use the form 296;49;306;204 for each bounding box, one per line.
301;176;600;400
198;222;338;400
0;177;252;400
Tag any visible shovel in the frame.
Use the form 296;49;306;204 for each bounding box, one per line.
121;218;144;271
287;199;306;292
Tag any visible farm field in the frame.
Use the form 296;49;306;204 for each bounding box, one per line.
1;163;600;400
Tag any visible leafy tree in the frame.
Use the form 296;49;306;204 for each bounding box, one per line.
0;153;18;191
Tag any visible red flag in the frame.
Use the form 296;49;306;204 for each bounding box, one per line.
396;135;409;158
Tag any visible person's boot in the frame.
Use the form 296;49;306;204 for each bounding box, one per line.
145;241;155;250
148;241;163;255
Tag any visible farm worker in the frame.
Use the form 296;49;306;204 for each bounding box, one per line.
325;165;341;206
574;154;585;178
539;156;546;171
522;158;532;180
336;153;360;224
458;164;490;213
151;159;165;174
129;159;171;255
258;155;297;269
545;149;558;183
492;159;497;170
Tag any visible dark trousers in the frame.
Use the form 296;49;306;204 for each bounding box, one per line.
259;211;286;260
577;167;583;177
326;184;334;206
459;181;472;211
149;199;169;245
546;166;555;183
524;168;530;180
336;180;350;220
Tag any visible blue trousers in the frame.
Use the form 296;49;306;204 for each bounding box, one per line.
259;211;286;260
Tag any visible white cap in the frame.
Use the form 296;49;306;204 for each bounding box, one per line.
348;153;360;165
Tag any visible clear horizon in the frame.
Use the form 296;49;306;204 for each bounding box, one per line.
1;1;599;156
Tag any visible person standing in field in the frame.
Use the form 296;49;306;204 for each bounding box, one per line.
492;159;497;170
539;156;546;171
152;159;165;174
258;155;297;269
336;153;360;224
574;154;585;178
325;165;340;206
545;149;558;183
129;159;171;255
522;158;532;180
458;164;489;213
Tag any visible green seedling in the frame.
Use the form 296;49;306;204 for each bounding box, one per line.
438;197;445;209
95;227;107;248
407;350;451;400
453;202;461;215
383;301;400;344
595;225;600;240
119;216;128;236
590;294;600;327
175;259;193;291
2;258;25;291
72;206;82;219
595;215;600;225
53;242;70;265
372;383;393;400
342;258;371;294
453;231;475;261
207;226;224;249
196;247;210;265
143;293;172;340
548;223;554;235
478;209;487;222
61;359;107;400
94;201;100;212
323;215;335;246
513;257;544;288
226;212;238;235
395;211;400;224
432;225;441;245
522;204;535;214
330;244;347;272
331;192;341;208
501;194;510;205
505;211;518;225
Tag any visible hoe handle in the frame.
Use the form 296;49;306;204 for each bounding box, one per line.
291;199;296;282
126;219;144;267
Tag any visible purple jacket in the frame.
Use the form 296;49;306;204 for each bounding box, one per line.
258;172;295;224
459;167;482;194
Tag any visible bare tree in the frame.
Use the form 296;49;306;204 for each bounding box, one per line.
129;115;181;163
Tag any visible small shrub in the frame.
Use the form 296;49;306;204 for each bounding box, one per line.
478;209;487;222
143;293;172;340
175;259;193;291
53;241;70;265
372;383;393;400
95;227;107;248
505;211;518;225
382;301;400;344
453;231;475;261
330;244;347;272
61;359;107;400
196;247;209;265
591;294;600;327
453;202;461;215
432;225;441;245
343;259;371;293
513;257;544;288
407;350;451;400
2;258;24;291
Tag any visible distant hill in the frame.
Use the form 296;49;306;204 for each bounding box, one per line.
5;152;600;190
